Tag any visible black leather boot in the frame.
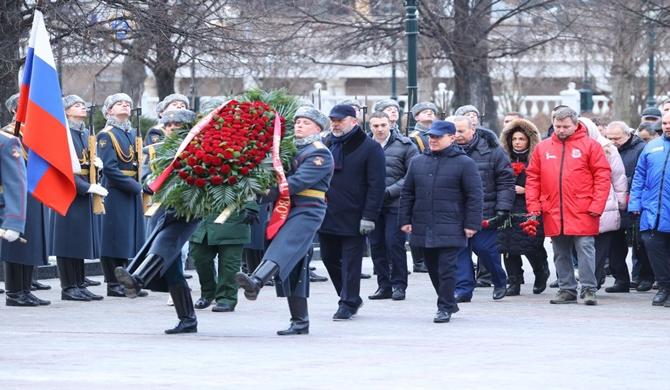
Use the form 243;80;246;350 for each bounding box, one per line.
23;265;50;305
506;275;521;296
101;257;124;297
75;259;103;300
165;281;197;334
4;262;38;307
115;254;163;299
58;258;90;302
235;260;279;300
277;296;309;336
533;264;550;294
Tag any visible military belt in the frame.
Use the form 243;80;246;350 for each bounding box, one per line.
296;189;325;199
121;170;138;177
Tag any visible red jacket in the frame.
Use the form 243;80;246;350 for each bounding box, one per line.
525;124;611;237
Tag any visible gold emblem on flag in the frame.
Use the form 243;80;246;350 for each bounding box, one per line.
98;139;107;148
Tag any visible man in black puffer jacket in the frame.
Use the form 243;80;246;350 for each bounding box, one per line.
400;120;483;323
367;111;418;301
451;115;515;302
605;121;654;292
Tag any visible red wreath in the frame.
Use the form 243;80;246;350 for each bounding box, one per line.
171;100;285;187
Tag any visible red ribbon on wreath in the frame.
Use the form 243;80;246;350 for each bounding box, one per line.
265;113;291;240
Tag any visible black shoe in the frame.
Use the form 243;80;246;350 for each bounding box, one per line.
6;292;39;307
82;277;101;287
352;300;363;316
392;287;406;301
413;262;429;273
475;280;492;288
114;267;142;298
636;280;653;292
211;302;235;312
368;287;392;300
433;310;451;323
533;268;550;294
235;260;278;300
194;297;213;309
61;287;91;301
506;283;520;296
309;270;328;282
277;322;309;335
165;281;197;334
79;287;104;301
630;280;639;289
26;292;50;306
165;319;197;334
106;284;126;297
137;290;148;297
550;290;577;304
0;288;4;294
360;273;371;279
605;283;630;293
549;280;559;288
31;281;51;291
455;294;472;303
652;288;670;306
332;305;353;321
184;273;193;279
493;286;506;300
653;282;659;290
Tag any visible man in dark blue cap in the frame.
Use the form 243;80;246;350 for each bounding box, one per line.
399;120;483;323
320;104;385;320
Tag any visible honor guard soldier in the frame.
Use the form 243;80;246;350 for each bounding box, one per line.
145;93;190;147
236;106;334;335
97;93;146;297
50;95;108;301
1;93;50;306
407;102;438;274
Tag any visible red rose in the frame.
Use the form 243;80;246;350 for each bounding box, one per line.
172;160;182;169
511;162;525;176
223;150;234;159
193;166;205;175
178;171;189;179
195;178;206;187
481;220;490;229
221;165;231;174
210;175;224;185
187;157;198;167
186;176;195;185
240;167;249;175
227;176;238;185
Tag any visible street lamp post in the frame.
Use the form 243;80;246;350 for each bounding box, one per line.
646;12;657;108
405;0;418;130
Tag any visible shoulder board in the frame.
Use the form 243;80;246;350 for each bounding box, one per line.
313;141;326;150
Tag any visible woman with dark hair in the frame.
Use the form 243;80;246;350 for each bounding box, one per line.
497;119;550;295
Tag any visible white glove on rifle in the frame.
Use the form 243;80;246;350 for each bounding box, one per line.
87;184;109;197
2;230;20;242
94;157;104;169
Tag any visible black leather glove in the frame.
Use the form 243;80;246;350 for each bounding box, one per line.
496;210;510;218
242;208;260;225
260;187;279;204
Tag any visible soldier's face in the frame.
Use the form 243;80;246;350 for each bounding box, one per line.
330;116;356;136
294;117;321;139
383;106;399;123
165;101;187;111
370;117;390;143
415;110;435;123
109;101;131;120
465;112;479;126
454;119;475;145
65;102;87;120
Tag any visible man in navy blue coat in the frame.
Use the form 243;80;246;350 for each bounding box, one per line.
320;104;386;320
400;120;483;323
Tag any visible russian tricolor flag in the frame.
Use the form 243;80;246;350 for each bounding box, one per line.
16;10;79;216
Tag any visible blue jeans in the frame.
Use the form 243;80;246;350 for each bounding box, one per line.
369;207;408;290
455;229;507;298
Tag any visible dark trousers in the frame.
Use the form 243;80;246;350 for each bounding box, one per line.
608;228;630;285
455;229;507;297
424;247;459;313
503;246;549;281
100;256;127;285
369;207;408;290
163;256;186;287
631;230;655;283
319;233;364;310
641;230;670;288
595;231;616;286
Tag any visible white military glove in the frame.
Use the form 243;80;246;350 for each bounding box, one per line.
87;184;109;197
94;157;104;169
359;219;376;235
2;230;20;242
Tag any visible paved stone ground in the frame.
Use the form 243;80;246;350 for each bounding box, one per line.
1;248;669;389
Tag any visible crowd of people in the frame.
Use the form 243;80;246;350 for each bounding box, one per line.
1;90;669;335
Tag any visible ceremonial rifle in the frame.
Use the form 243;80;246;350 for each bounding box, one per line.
87;105;105;214
133;104;150;212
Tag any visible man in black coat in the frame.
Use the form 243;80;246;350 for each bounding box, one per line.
400;120;483;323
605;121;654;292
368;111;418;301
320;104;386;320
451;114;515;302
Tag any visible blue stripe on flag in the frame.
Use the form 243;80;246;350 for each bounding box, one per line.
21;48;35;87
26;150;50;193
28;55;66;127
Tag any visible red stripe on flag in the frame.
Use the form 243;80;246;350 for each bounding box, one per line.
32;166;76;215
15;84;30;123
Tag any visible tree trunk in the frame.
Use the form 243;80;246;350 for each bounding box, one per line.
610;11;644;126
0;0;22;125
120;54;147;106
152;63;177;101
